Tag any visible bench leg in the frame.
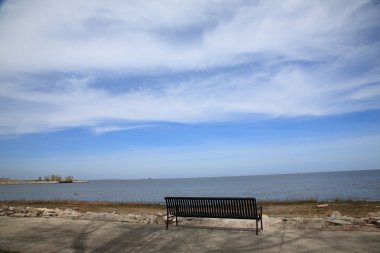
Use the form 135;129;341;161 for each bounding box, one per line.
261;218;263;230
175;215;178;226
166;213;169;230
256;220;259;235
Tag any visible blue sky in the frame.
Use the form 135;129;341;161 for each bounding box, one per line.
0;0;379;179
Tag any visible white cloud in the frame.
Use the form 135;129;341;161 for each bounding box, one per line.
0;65;378;136
91;125;154;134
0;0;378;72
349;85;380;100
0;0;379;135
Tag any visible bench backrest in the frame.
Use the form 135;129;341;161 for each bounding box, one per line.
165;197;258;219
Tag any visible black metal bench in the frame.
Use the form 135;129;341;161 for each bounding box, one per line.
164;197;263;234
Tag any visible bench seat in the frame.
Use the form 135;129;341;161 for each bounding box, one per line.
165;197;263;234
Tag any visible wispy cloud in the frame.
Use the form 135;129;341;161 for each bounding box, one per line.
91;124;154;134
1;0;378;72
0;0;379;136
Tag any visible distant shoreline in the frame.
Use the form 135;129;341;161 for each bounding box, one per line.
0;180;88;185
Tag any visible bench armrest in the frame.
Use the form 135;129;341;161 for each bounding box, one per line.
258;206;263;216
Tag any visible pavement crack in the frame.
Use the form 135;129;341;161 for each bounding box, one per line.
278;229;286;253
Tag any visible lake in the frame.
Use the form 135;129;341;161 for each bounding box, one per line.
1;170;379;203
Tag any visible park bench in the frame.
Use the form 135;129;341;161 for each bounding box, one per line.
164;197;263;235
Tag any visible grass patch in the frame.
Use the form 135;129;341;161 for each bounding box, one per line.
2;199;379;218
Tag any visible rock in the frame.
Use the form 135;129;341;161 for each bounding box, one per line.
8;206;15;211
25;206;37;213
61;208;81;217
291;217;303;222
328;211;358;225
368;216;380;222
43;209;57;217
263;216;282;225
338;215;355;222
10;213;30;218
162;215;175;223
6;210;16;215
80;212;135;222
106;213;124;222
351;218;362;225
327;219;352;225
367;212;380;218
368;217;380;227
146;215;155;219
156;212;164;224
330;211;342;218
316;204;329;208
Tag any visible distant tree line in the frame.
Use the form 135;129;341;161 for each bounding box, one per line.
37;175;73;183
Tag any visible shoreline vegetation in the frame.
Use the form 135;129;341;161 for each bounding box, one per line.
0;180;88;185
0;175;87;185
1;199;379;232
1;199;379;218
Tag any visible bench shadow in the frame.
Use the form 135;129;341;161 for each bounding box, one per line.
168;223;259;232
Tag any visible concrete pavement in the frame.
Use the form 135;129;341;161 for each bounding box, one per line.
0;217;379;252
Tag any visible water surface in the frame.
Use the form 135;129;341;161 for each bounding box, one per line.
1;170;379;202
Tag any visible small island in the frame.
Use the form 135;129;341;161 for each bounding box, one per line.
0;175;87;185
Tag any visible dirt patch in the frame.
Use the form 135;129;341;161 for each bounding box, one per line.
261;201;380;218
2;200;380;218
1;200;380;232
0;200;165;215
0;200;380;218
